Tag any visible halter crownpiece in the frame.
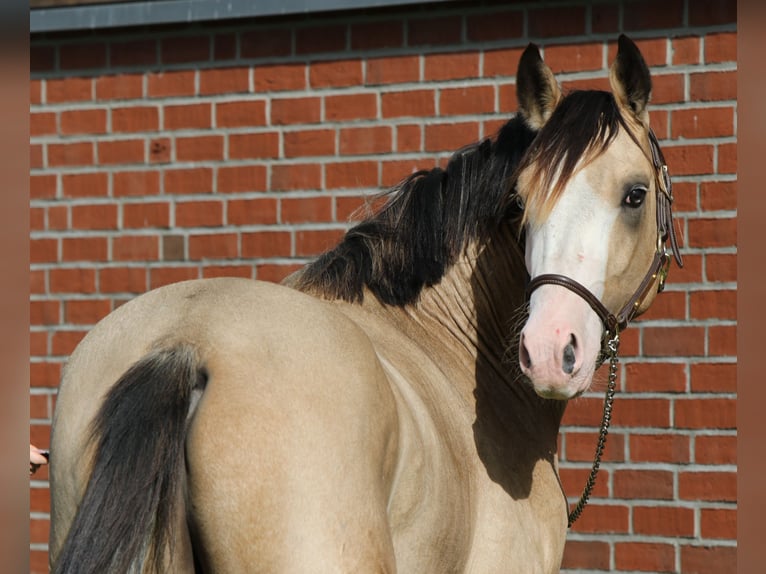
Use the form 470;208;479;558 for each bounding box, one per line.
526;128;683;339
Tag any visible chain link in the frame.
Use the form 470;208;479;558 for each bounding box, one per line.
567;330;620;527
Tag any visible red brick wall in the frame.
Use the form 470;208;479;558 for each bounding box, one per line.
30;1;737;572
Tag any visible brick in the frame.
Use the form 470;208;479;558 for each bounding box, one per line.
284;129;335;158
687;217;736;248
110;39;158;67
30;79;42;105
681;545;736;574
296;24;346;55
339;126;392;155
561;540;610;571
484;47;525;78
256;263;303;283
270;96;321;125
643;326;705;357
31;143;43;169
176;135;224;162
188;233;238;260
425;122;480;152
31;362;62;387
310;60;363;89
695;434;736;465
30;112;57;136
700;508;736;539
569;503;629;534
350;20;404;51
672;107;735;139
30;45;55;72
202;265;254;279
672;36;701;65
408;16;461;46
325;160;378;189
708;325;735;356
630;433;690;463
213;33;236;61
336;194;383;222
295;229;345;256
65;299;111;325
31;238;57;263
690;362;735;394
705;253;736;283
60;42;107;70
162;235;185;261
612;397;672;428
49;268;96;293
242;231;292;257
99;267;147;293
112;235;159;261
718;142;736;174
176;201;224;227
614;542;676;573
690;289;736;320
164;168;213;194
498;84;518;113
690;71;737;101
544;43;603;73
30;270;45;294
624;361;686;393
46;77;93;103
638;289;686;322
689;0;737;26
633;505;694;537
381;89;435;118
366;55;419;85
396;124;422;153
705;32;736;63
325;93;378;121
218;165;267;193
30;392;49;418
30;301;60;325
96;74;143;100
148;137;171;164
680;471;736;502
700;181;736;211
30;207;45;231
160;35;210;65
241;28;292;59
49;205;69;230
528;5;587;37
613;469;674;500
98;139;144;165
381;159;434;187
113;170;160;197
147;70;196;98
466;10;524;42
216;100;267;127
31;518;51;545
164;103;212;130
48;142;94;167
424;52;479;81
281;196;333;223
229;132;280;160
111;106;159;133
254;63;306;92
61;172;107;198
564;431;624;462
675;398;735;430
150;266;200;289
227;198;278;225
199;67;250;95
123;202;170;229
270;163;322;191
51;330;87;357
72;203;118;230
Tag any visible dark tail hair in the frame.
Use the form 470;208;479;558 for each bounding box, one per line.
53;344;207;574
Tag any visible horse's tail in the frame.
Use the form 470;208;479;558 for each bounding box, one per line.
52;343;207;574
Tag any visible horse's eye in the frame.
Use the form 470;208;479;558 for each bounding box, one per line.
623;185;647;208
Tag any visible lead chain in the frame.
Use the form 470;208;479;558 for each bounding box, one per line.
567;330;620;527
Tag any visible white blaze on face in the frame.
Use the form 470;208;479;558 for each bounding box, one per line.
520;168;620;399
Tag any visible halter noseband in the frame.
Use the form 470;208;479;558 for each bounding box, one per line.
525;129;683;340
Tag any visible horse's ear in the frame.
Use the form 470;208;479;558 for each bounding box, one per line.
609;34;652;123
516;43;562;130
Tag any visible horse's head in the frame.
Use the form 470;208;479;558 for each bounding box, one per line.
514;35;682;400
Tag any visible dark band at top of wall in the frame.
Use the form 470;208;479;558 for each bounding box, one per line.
31;0;458;34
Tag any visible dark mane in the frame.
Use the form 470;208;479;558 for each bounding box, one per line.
293;89;633;307
292;114;537;306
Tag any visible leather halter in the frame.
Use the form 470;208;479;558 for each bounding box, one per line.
525;129;683;339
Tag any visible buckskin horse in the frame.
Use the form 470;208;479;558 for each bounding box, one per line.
48;35;682;573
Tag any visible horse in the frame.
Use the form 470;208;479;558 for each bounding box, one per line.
48;35;682;573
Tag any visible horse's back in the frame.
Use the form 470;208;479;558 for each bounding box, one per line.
50;277;401;572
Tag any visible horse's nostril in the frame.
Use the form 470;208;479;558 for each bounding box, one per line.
562;335;576;375
520;334;532;370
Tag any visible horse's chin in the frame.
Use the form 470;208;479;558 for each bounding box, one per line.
527;368;595;401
